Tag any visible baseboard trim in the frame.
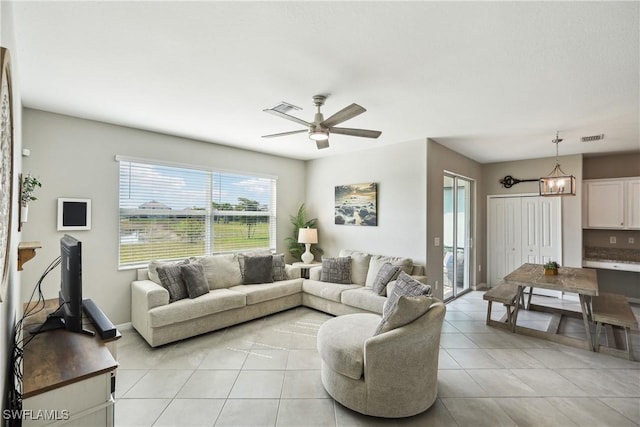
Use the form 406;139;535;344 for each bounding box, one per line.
116;322;133;331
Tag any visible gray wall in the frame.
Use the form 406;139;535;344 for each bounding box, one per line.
21;109;306;324
305;140;428;265
482;154;584;269
583;152;640;179
426;139;484;299
1;0;23;415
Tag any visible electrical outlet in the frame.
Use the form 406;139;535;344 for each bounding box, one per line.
630;237;635;244
609;236;617;244
434;237;440;247
478;265;482;272
435;280;439;290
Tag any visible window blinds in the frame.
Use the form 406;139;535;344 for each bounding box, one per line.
118;158;276;268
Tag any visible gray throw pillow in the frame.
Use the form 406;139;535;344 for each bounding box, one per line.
238;250;272;278
148;259;188;285
272;253;287;281
371;262;401;295
181;262;209;298
375;295;437;335
380;271;431;323
243;255;274;285
320;257;352;284
156;264;189;303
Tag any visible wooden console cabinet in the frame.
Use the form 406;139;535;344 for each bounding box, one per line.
22;300;119;427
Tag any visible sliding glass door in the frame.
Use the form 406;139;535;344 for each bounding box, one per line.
443;174;474;300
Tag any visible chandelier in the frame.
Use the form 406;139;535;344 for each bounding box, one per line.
539;131;576;196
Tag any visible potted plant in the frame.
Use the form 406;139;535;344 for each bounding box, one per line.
285;203;323;262
544;260;560;276
20;173;42;224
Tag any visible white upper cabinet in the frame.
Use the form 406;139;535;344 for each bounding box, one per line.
583;178;640;229
628;179;640;229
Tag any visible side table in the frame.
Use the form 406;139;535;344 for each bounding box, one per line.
292;261;320;279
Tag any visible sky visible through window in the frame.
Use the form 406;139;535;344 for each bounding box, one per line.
119;162;273;210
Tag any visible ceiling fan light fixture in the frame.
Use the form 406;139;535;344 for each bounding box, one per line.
309;129;329;141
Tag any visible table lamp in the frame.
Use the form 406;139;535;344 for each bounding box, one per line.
298;227;318;264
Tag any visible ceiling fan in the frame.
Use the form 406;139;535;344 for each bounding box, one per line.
262;95;382;149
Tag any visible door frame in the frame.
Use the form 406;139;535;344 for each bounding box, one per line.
443;171;476;301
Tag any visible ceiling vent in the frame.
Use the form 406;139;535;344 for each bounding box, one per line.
269;102;302;114
581;134;605;142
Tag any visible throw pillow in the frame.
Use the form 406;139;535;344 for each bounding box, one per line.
364;255;413;288
181;262;209;299
370;262;401;295
272;253;287;281
243;255;274;285
156;264;189;303
148;259;188;285
320;256;352;284
374;295;437;335
378;271;431;329
238;249;272;278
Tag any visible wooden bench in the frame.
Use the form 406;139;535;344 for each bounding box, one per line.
483;282;526;331
592;293;638;360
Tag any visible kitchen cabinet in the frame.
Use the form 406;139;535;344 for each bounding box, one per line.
583;178;640;230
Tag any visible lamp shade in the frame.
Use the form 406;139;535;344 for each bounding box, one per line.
298;227;318;244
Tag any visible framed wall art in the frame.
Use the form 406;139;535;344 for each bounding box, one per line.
58;198;92;231
334;182;378;226
0;47;14;302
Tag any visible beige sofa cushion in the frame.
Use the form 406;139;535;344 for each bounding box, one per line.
191;253;243;289
317;313;380;380
229;279;302;305
340;288;386;314
149;288;246;327
365;255;413;288
303;279;361;303
339;249;371;286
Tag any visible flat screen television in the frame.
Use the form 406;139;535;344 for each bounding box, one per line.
30;235;94;336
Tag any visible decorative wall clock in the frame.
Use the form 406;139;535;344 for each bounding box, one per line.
0;47;14;302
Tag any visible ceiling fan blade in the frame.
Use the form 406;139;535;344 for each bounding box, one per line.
263;109;311;127
262;129;307;138
320;103;366;128
316;139;330;150
330;127;382;139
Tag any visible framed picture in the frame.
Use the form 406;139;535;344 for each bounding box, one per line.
334;182;378;226
57;198;92;231
0;47;14;302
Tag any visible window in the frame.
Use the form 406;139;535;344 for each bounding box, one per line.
117;157;276;268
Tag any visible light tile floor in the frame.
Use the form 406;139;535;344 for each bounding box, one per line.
115;291;640;426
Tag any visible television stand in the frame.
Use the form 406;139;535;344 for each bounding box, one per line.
29;306;95;336
21;299;119;427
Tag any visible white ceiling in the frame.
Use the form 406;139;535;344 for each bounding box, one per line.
11;1;640;162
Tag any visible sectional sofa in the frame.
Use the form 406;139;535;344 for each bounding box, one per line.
131;249;427;347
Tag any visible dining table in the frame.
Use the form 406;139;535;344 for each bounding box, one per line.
502;263;599;351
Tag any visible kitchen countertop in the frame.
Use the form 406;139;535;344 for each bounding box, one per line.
583;247;640;272
583;247;640;264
